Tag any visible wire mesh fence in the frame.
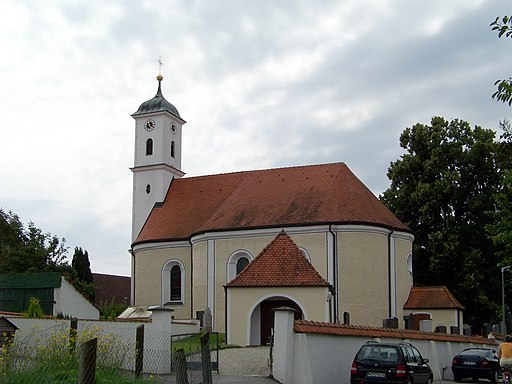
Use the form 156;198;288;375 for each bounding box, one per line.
0;321;222;384
170;332;221;384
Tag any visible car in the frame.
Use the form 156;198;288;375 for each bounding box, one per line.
451;347;500;383
350;341;433;384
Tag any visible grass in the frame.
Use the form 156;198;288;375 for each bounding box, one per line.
171;332;226;354
0;326;160;384
2;366;158;384
1;328;225;383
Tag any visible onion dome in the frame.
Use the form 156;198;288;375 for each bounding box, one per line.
132;74;181;118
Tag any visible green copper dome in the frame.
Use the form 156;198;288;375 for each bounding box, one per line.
132;75;181;118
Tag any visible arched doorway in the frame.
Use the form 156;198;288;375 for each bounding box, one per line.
250;297;303;345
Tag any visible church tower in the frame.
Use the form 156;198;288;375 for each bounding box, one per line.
130;73;186;241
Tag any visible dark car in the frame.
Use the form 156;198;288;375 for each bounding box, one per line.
451;347;500;383
350;341;433;384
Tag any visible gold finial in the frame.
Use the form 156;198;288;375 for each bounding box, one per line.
157;56;163;81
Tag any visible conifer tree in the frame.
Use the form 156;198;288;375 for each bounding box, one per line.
71;247;93;284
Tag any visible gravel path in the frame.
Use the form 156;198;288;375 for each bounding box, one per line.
218;346;272;377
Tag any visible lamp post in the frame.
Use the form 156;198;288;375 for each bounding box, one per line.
502;265;512;335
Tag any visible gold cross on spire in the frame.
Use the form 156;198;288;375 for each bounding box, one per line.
156;56;163;81
157;56;163;75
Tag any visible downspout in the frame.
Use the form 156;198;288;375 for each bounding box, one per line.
388;230;392;319
189;238;194;319
329;224;338;323
387;229;395;320
457;308;462;334
130;248;135;306
224;285;228;343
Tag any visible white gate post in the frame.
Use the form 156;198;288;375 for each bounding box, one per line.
272;307;297;383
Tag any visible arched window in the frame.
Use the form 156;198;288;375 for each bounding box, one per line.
406;252;413;277
299;247;311;262
171;141;175;158
146;138;153;155
236;257;249;275
170;265;181;301
162;260;185;304
227;250;253;282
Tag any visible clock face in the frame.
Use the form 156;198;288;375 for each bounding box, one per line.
170;123;177;133
144;119;156;131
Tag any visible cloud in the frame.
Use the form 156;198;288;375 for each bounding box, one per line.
0;0;511;276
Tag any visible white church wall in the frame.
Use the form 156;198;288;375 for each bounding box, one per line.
211;229;331;334
133;224;412;341
287;231;328;276
133;244;191;320
337;229;390;326
191;239;208;321
394;232;414;325
213;234;275;333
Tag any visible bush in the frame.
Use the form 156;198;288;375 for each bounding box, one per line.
26;297;44;318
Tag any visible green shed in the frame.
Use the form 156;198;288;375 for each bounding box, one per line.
0;272;61;315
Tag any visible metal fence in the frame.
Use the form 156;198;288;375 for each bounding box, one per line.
170;332;221;384
0;321;221;384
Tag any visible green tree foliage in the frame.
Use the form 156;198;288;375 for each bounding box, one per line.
491;16;512;105
71;247;93;283
487;120;512;267
381;117;505;328
70;247;95;301
26;296;44;318
0;209;69;273
98;300;129;320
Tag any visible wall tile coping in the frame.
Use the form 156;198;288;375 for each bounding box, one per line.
293;320;497;345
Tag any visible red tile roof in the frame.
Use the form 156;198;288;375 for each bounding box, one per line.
403;286;464;310
226;231;330;287
135;162;410;243
293;320;494;345
92;273;131;306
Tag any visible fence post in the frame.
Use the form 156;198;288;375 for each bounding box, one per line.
174;348;189;384
200;332;212;384
78;338;97;384
135;324;144;377
69;318;78;353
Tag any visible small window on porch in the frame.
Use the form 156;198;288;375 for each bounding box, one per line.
227;250;253;282
236;257;249;275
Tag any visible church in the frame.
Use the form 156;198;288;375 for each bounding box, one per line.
129;73;415;346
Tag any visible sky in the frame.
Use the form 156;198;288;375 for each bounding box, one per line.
1;0;511;277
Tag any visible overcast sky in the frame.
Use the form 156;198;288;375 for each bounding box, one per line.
1;0;511;277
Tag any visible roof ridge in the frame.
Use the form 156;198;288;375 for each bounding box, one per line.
135;161;411;244
178;162;347;181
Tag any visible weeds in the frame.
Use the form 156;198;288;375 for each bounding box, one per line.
0;325;155;383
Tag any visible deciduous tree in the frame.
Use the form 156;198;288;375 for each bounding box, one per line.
491;16;512;105
0;209;69;273
381;117;503;328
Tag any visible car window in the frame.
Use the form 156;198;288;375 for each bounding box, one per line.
357;345;399;362
403;346;419;364
460;349;489;357
410;346;424;363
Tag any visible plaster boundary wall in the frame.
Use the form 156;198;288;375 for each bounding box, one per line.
273;308;498;384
